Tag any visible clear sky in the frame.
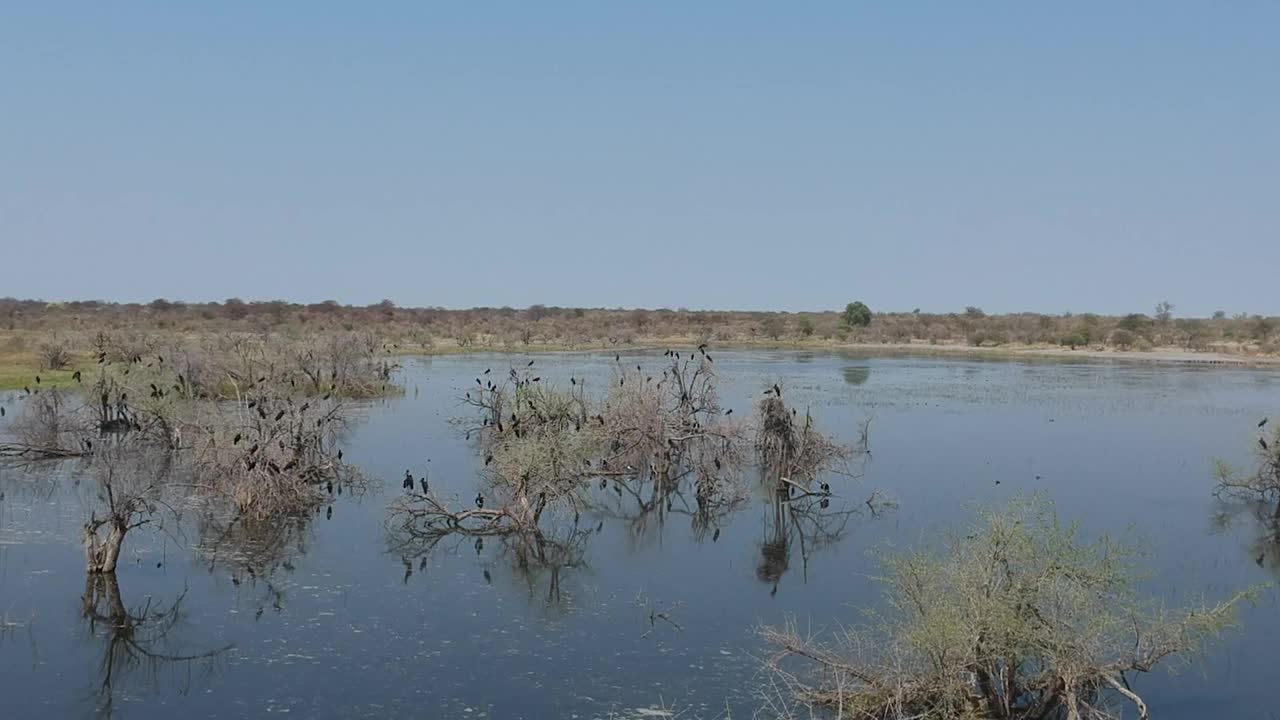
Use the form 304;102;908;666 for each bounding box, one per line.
2;3;1277;316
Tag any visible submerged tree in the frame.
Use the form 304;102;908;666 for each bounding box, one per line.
1213;419;1280;513
761;495;1251;720
82;447;174;574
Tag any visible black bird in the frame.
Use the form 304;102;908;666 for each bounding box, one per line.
326;506;333;520
475;494;485;508
337;449;343;461
819;481;830;493
35;375;40;384
484;368;491;375
1261;418;1270;429
712;528;720;542
570;377;576;385
636;364;642;372
1261;438;1270;452
527;360;535;367
327;481;334;494
72;370;81;383
233;433;242;445
403;470;414;489
774;384;782;397
615;354;620;362
725;409;733;416
705;354;712;363
483;569;492;584
420;477;428;494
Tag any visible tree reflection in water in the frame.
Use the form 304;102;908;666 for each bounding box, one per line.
81;573;231;717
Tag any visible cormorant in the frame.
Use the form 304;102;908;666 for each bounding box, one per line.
475;494;485;508
403;470;414;489
725;409;733;416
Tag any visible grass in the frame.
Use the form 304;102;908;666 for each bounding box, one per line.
0;349;86;391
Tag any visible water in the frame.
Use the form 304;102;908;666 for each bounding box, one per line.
2;351;1278;718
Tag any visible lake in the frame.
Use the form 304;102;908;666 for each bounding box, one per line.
1;351;1277;718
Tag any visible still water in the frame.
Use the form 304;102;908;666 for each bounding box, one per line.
1;352;1277;718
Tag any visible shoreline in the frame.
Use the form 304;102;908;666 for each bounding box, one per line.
402;340;1280;368
3;339;1277;392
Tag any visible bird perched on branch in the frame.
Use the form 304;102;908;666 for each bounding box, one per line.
475;494;485;508
403;470;414;490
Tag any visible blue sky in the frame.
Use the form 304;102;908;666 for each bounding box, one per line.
2;3;1277;315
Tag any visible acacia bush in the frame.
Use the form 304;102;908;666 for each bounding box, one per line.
762;495;1252;720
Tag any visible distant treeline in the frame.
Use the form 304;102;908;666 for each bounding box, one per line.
2;297;1277;354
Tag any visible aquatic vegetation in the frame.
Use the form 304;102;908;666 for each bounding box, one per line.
1;330;395;574
760;494;1253;720
392;352;867;546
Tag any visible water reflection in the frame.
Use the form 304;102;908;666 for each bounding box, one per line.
757;490;864;593
841;365;872;386
81;573;231;717
196;513;313;616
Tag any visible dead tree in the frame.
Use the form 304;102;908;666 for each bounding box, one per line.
83;448;173;574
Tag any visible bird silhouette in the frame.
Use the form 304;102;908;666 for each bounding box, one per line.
484;368;491;375
725;409;733;416
35;376;40;384
233;433;242;445
337;449;343;461
72;370;81;383
1261;418;1270;429
483;569;492;584
474;494;485;508
527;360;535;367
326;506;333;520
1261;438;1271;452
712;528;720;542
403;470;414;489
420;477;428;494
